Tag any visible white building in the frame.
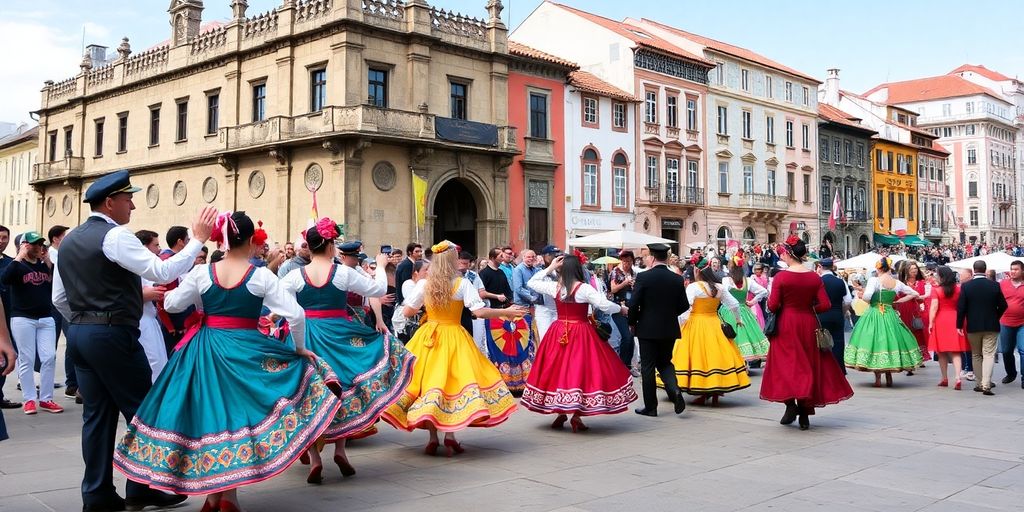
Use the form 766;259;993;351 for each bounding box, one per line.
865;72;1019;245
0;125;40;247
563;71;638;238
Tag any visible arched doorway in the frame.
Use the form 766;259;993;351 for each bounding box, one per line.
859;235;870;253
433;179;479;255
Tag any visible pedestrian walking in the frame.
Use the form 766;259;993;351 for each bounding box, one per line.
957;260;1007;395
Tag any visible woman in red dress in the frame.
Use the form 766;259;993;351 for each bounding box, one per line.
521;255;637;432
760;236;853;430
896;261;930;370
927;266;969;389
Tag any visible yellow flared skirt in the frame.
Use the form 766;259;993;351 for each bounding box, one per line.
382;321;517;432
658;312;751;395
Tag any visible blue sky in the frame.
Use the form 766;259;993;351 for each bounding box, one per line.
1;0;1021;124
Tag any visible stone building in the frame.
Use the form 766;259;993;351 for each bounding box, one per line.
816;103;876;255
32;0;519;255
0;125;40;244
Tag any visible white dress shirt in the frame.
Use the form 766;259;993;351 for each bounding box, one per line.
52;212;204;322
280;263;387;299
404;278;485;312
527;275;621;316
164;264;308;350
863;277;915;302
722;276;768;302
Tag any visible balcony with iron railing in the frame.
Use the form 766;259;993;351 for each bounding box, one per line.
221;104;517;153
32;157;85;184
644;184;705;207
994;192;1015;208
739;193;790;211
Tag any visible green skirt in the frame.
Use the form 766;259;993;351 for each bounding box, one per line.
844;305;923;371
718;304;769;361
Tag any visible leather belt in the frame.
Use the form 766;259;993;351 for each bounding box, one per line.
70;311;135;326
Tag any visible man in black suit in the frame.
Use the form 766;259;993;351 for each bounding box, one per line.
628;243;689;416
817;259;851;374
957;260;1007;395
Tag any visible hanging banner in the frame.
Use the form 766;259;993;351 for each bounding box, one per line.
412;172;428;229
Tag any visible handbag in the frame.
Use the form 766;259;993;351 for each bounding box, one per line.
721;322;737;339
763;310;778;337
911;317;924;330
813;310;834;351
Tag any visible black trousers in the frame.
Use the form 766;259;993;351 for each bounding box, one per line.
638;337;680;411
67;323;154;506
821;318;846;375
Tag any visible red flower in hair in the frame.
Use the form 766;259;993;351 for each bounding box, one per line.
252;220;268;247
785;234;801;247
315;217;339;240
573;249;589;265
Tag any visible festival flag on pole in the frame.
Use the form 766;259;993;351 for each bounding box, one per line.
310;190;320;227
412;172;428;229
828;188;843;230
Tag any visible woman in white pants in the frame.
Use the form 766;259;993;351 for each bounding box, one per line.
135;231;172;380
1;233;62;414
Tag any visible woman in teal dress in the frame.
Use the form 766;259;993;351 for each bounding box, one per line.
720;263;770;362
844;257;923;387
113;212;342;512
281;219;415;484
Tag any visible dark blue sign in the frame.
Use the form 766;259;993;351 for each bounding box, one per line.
435;117;498;146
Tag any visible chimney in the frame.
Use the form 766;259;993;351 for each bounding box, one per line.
169;0;204;47
824;68;840;106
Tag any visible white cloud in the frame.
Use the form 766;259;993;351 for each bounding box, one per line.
0;18;107;123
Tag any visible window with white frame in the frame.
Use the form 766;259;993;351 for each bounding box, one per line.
785;81;793;102
583;148;599;206
969;207;978;226
613;102;626;130
716;62;725;85
583;96;598;126
741;69;750;91
667;96;678;128
743;165;753;194
844;139;853;165
802;124;810;149
717;106;728;134
765;76;773;98
612;153;628;209
718;161;729;193
766;115;774;143
645;91;657;124
833;139;840;163
687;160;698;188
767;168;777;195
666;157;680;201
646;155;658;188
686;98;697;131
742;110;752;139
802;86;810;106
785;120;794;147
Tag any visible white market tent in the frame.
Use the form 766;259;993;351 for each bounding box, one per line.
947;252;1019;273
835;251;907;270
566;230;675;249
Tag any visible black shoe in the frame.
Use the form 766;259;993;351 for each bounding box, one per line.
982;388;995;396
798;414;810;430
64;386;79;399
0;399;21;409
634;408;657;417
83;497;126;512
974;386;984;392
54;382;64;389
673;394;686;414
780;403;798;425
125;492;187;511
1001;374;1017;384
76;391;83;405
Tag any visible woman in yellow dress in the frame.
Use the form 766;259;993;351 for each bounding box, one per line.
662;265;751;405
382;241;527;456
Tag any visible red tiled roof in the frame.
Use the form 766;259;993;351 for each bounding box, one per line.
949;64;1013;82
863;75;1005;104
818;104;875;133
636;18;820;84
549;3;714;67
568;70;639;102
927;141;950;156
508;41;578;69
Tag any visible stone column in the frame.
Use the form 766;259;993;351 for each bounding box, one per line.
342;140;368;241
331;33;365;107
272;148;293;241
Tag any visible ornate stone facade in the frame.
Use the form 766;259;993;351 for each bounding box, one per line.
33;0;518;255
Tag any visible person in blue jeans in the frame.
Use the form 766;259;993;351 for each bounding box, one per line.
997;260;1024;387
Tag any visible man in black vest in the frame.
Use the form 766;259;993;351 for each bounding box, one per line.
816;258;851;374
52;170;216;512
628;243;689;416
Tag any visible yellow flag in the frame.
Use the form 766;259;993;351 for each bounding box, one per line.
412;172;428;229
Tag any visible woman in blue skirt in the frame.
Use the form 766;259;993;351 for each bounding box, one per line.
281;219;415;484
114;212;342;512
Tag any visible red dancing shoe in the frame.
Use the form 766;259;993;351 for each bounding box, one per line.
306;464;323;484
937;379;948;387
443;439;465;457
334;454;356;478
954;380;962;390
299;452;310;465
424;440;439;456
569;417;589;433
551;414;568;430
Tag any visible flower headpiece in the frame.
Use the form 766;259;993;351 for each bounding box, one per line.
875;257;891;270
314;217;343;241
431;240;460;255
573;248;589;265
252;220;268;247
210;211;237;251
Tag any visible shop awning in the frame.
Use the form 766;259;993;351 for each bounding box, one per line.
873;233;933;247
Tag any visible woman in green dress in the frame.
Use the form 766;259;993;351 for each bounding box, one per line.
844;257;923;387
720;263;770;363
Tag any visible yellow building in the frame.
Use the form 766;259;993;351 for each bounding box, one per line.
870;138;922;244
32;0;518;254
0;125;40;250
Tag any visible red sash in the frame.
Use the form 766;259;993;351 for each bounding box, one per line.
173;314;259;351
305;309;352;320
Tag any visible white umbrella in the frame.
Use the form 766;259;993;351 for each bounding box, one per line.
835;251;907;270
566;230;675;249
686;241;707;250
947;252;1018;273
